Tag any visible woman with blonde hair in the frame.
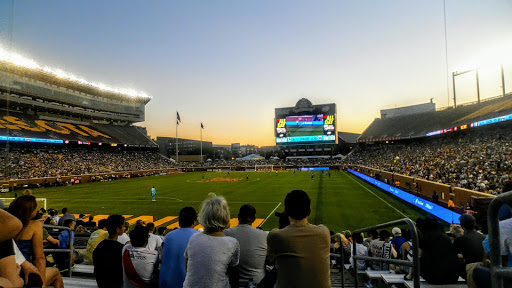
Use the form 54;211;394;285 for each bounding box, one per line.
183;193;240;288
8;195;64;288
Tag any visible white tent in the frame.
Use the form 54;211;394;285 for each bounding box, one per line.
236;154;265;161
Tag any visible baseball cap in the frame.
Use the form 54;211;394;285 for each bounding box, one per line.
392;227;402;236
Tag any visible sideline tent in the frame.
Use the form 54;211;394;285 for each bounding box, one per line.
236;154;265;161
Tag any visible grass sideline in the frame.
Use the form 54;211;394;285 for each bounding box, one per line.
5;171;428;232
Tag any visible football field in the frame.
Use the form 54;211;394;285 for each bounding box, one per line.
7;170;428;232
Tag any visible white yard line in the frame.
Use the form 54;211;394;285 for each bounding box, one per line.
260;202;282;226
158;197;183;202
344;172;409;218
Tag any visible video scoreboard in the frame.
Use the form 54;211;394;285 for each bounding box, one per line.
275;103;336;145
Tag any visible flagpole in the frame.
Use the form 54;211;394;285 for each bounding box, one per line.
176;111;178;163
200;123;203;162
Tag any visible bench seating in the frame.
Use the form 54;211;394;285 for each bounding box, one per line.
71;264;95;276
404;277;466;288
63;277;98;288
381;273;407;285
365;269;394;279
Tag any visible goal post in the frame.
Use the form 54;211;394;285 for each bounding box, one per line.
0;198;47;210
255;165;274;172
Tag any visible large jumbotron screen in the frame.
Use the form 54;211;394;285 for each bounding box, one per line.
275;103;336;145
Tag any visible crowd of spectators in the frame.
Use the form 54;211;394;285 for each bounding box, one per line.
346;125;512;194
0;147;174;180
3;185;512;287
0;189;333;288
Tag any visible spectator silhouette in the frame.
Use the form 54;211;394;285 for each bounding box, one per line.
224;204;267;286
159;207;198;288
183;193;240;288
267;190;331;288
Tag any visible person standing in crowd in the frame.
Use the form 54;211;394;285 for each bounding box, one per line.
224;204;267;286
432;191;439;204
93;215;125;288
58;207;75;226
448;198;455;211
159;207;198;288
183;193;240;288
267;190;331;288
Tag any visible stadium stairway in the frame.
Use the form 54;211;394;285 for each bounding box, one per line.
330;267;357;288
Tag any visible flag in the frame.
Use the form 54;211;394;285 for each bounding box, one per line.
177;111;181;124
201;122;204;129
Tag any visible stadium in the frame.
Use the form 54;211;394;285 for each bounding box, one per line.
1;2;511;288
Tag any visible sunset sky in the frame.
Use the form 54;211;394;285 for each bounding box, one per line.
1;1;511;146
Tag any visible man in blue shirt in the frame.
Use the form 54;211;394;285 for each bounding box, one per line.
390;227;405;258
159;207;198;288
58;219;84;264
151;186;156;201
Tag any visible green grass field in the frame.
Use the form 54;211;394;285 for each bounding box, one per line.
3;171;428;232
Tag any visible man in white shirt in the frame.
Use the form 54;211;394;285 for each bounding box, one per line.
122;225;159;288
146;222;163;254
117;221;131;245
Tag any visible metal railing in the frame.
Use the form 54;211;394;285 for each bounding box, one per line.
352;218;420;288
488;191;512;288
43;224;74;277
330;251;346;288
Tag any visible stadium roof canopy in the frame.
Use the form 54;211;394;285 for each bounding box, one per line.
236;154;265;161
359;94;512;142
0;48;151;103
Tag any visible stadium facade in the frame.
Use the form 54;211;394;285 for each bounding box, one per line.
157;137;213;161
0;58;157;147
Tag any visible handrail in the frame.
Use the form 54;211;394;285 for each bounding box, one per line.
488;191;512;288
352;218;420;288
330;252;344;288
43;224;74;277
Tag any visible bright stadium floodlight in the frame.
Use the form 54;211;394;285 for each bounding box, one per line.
0;46;152;99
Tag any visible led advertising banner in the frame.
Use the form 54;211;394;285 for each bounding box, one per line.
0;136;63;144
426;113;512;137
347;169;461;224
275;103;336;145
298;167;330;171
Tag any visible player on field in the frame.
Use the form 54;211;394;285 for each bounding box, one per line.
151;186;156;201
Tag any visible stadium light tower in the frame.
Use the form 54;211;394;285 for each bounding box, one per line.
452;68;480;108
502;64;506;97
